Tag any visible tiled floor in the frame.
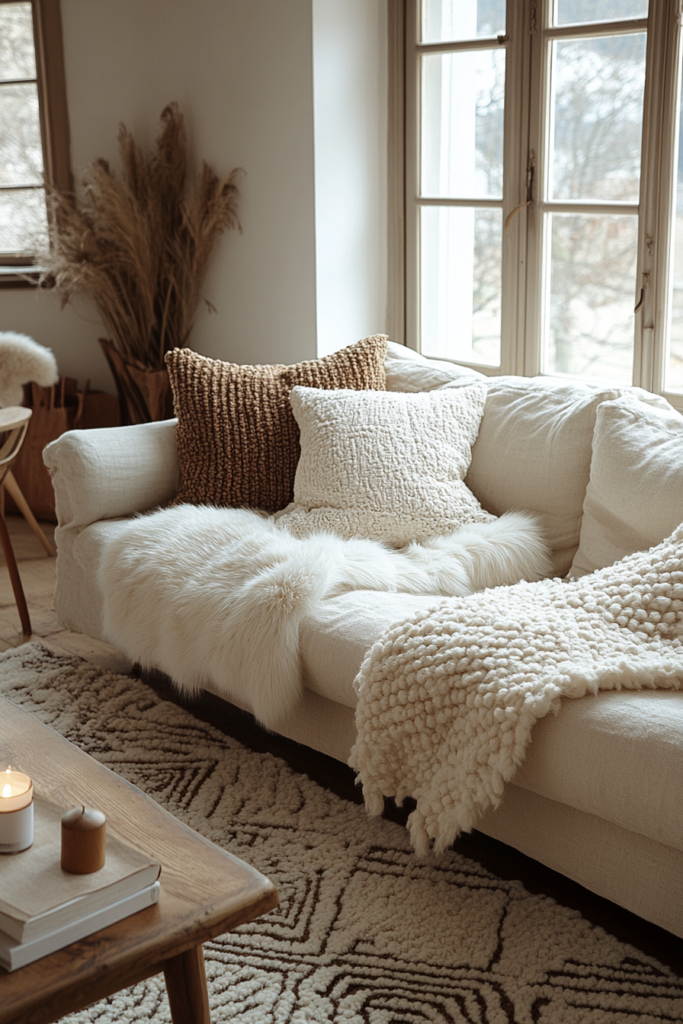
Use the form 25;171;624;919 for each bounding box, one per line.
0;514;131;674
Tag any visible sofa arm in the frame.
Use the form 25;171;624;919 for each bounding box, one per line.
43;419;179;529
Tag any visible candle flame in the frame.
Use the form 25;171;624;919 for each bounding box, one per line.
2;784;11;799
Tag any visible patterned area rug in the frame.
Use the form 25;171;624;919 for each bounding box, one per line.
0;643;681;1023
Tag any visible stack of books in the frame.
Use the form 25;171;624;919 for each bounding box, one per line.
0;796;160;971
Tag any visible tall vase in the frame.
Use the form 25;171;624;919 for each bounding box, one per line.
99;339;174;425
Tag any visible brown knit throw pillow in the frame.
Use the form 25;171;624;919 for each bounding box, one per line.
166;334;387;512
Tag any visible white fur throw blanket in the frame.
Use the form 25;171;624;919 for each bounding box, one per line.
349;523;683;857
99;504;549;728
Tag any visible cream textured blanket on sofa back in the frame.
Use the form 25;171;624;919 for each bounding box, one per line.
350;524;683;856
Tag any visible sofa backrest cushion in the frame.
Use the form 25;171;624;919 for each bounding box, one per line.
381;346;634;576
569;395;683;577
464;378;626;577
166;335;387;514
384;340;486;392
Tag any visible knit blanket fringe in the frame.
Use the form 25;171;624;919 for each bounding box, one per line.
349;524;683;857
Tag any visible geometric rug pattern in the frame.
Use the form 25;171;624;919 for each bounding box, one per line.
0;642;681;1023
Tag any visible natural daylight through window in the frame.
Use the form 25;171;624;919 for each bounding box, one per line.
0;0;68;271
405;0;683;406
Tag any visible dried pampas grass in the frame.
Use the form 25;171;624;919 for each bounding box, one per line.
39;103;240;370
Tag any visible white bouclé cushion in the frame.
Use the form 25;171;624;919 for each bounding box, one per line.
569;396;683;577
278;384;494;543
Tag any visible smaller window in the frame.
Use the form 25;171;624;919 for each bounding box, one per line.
0;0;69;276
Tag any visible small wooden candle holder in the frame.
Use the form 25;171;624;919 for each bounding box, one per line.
61;806;106;874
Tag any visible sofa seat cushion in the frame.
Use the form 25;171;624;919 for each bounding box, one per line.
513;690;683;852
300;591;440;707
300;594;683;852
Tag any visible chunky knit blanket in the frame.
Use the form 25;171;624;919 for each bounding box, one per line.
350;524;683;857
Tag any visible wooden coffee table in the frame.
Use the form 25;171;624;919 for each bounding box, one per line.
0;697;278;1024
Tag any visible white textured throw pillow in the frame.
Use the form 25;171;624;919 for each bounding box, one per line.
569;396;683;577
277;384;494;543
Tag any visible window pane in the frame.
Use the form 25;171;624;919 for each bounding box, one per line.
0;188;47;252
421;49;504;199
0;82;43;185
545;213;637;383
421;0;505;44
665;49;683;390
0;2;36;81
420;206;501;366
554;1;647;26
549;34;646;202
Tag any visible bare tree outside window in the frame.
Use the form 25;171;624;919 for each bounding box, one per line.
0;2;47;255
545;31;645;381
418;0;506;366
0;0;69;272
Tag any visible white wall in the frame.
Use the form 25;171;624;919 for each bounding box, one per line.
312;0;388;357
1;0;388;391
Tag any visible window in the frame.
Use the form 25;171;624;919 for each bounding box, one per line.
0;0;69;276
405;0;683;406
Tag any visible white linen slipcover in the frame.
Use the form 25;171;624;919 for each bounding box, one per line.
383;340;486;392
42;346;683;939
570;396;683;577
56;514;683;857
44;419;179;529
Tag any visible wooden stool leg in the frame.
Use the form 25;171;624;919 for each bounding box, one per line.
0;513;31;638
163;945;211;1024
3;471;55;556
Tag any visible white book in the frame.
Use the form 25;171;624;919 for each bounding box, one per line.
0;881;160;971
0;796;161;943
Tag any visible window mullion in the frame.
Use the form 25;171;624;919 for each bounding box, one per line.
636;0;680;397
523;0;549;377
31;0;71;193
404;0;420;351
500;0;531;376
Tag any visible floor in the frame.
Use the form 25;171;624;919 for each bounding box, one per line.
1;513;681;976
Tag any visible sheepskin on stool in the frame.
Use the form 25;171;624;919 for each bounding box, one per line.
0;332;58;407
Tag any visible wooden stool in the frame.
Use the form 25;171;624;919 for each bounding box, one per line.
0;408;33;638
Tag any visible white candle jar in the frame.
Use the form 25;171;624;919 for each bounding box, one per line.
0;769;34;854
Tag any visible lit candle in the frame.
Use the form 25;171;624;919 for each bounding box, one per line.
0;767;34;854
61;806;106;874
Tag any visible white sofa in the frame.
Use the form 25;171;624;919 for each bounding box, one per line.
43;343;683;939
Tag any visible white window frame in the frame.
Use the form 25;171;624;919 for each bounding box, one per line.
403;0;683;410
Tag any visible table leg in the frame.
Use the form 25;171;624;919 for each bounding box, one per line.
163;944;211;1024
